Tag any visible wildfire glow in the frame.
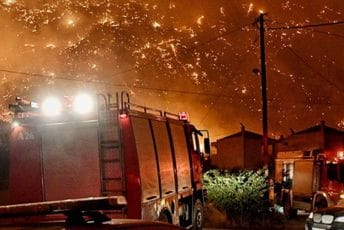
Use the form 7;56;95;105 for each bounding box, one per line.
152;21;161;28
66;19;75;27
248;3;254;14
45;43;56;49
0;0;342;139
2;0;15;6
241;86;248;94
197;15;204;25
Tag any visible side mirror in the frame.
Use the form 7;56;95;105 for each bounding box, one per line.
204;137;210;154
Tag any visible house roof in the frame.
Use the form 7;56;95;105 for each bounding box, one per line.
293;122;344;135
217;129;263;142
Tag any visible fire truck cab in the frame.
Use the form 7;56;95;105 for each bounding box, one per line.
0;92;210;229
275;149;344;217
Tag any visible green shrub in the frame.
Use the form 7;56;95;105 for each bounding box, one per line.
203;169;268;226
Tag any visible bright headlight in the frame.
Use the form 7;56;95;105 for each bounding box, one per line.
308;212;313;219
12;121;20;128
340;193;344;200
42;97;62;116
335;216;344;223
73;94;94;114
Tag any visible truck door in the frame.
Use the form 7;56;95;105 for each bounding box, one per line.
169;122;192;193
151;120;176;197
293;159;314;196
131;116;160;202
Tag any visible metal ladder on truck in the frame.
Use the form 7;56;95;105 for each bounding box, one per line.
97;93;125;196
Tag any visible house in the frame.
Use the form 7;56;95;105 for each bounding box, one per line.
211;124;273;171
210;120;344;172
276;120;344;153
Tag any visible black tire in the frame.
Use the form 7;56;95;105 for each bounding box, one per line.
314;195;328;211
158;209;172;224
193;199;203;230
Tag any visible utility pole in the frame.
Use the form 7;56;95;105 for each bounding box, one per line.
258;13;269;168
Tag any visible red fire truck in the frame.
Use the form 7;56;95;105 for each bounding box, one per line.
275;149;344;217
0;92;210;229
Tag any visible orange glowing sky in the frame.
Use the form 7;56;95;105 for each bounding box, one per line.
0;0;343;140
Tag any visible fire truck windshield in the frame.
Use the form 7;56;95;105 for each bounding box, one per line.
326;162;344;182
340;163;344;183
327;162;338;181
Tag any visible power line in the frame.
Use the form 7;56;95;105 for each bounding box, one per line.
4;66;344;106
267;20;344;31
312;29;344;39
286;47;344;94
264;19;344;96
198;47;255;127
267;21;344;39
105;25;248;81
108;25;248;79
0;68;231;97
185;26;247;50
0;69;107;84
6;20;340;85
0;24;250;104
1;20;343;106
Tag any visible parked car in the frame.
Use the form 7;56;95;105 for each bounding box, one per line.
305;204;344;230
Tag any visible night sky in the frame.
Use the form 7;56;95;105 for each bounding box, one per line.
0;0;343;140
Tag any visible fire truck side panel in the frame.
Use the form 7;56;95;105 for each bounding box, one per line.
140;119;180;223
0;93;207;228
121;115;141;219
293;159;314;195
151;120;176;197
128;115;194;225
40;121;101;200
169;122;192;192
9;125;43;204
131;116;160;203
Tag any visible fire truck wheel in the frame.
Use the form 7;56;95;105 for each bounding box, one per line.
158;209;172;224
193;199;203;230
314;195;328;211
